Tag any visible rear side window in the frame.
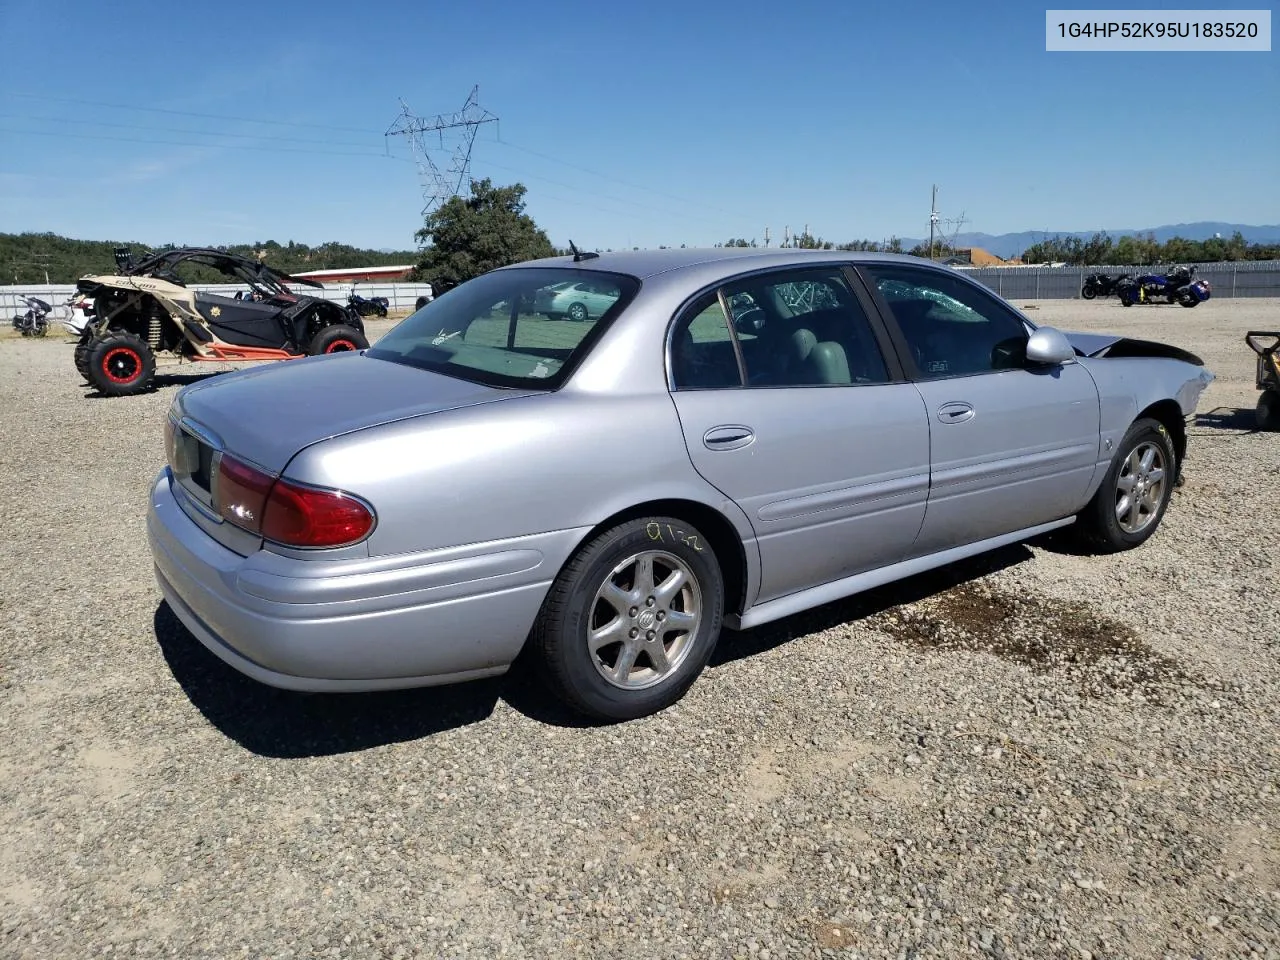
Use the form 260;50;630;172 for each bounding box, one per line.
670;295;744;389
368;268;639;389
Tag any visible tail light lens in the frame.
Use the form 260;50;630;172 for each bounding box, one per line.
261;478;375;548
216;456;275;531
214;455;374;549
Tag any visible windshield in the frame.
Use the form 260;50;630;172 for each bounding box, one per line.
367;267;640;388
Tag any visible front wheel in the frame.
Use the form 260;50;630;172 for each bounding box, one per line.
307;323;369;355
1081;285;1097;300
87;332;156;396
1073;417;1176;552
566;302;589;322
74;328;94;379
531;517;724;722
1257;390;1280;431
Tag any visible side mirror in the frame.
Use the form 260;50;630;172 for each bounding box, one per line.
1025;326;1076;366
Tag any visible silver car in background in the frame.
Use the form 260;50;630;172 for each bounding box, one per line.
147;248;1214;721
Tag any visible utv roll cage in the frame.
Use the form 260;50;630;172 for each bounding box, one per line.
111;246;325;298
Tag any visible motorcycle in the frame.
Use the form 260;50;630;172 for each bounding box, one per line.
1117;265;1211;308
10;294;53;337
347;288;389;318
1081;272;1130;299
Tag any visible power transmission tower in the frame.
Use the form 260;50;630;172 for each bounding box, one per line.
927;184;968;260
385;86;499;217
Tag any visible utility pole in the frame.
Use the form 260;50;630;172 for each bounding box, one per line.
928;184;938;260
763;226;770;247
386;85;499;218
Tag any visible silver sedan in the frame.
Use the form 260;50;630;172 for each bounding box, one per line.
147;248;1214;721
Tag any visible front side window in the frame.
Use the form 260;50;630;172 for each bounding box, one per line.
368;267;639;388
862;266;1029;378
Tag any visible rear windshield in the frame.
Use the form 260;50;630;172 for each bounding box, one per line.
366;267;640;389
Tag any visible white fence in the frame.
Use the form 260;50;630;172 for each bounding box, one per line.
1;281;435;318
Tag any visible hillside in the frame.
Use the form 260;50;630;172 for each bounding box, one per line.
0;233;418;285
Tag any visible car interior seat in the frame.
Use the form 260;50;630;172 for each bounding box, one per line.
790;328;852;384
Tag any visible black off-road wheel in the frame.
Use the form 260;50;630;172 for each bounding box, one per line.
1257;390;1280;431
307;323;369;356
531;517;724;722
73;328;94;379
1073;417;1176;553
87;332;156;397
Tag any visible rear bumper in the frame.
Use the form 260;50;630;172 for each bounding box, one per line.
147;469;575;692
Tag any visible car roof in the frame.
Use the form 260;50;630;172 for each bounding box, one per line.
505;247;936;282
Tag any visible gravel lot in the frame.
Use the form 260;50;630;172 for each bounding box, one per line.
2;297;1278;959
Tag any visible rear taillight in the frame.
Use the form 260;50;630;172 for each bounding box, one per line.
213;455;374;549
261;478;375;548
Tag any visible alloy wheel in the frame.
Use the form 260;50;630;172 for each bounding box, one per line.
587;550;701;690
1115;441;1166;534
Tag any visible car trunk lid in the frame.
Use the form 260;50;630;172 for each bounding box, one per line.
168;352;538;555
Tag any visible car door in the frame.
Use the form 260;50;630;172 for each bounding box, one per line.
193;292;288;348
667;266;931;606
857;264;1100;554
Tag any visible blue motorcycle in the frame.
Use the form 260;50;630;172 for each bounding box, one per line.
1117;265;1211;308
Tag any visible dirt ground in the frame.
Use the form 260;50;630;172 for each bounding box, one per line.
1;295;1277;959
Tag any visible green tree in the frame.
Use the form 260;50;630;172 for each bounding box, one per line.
413;179;555;287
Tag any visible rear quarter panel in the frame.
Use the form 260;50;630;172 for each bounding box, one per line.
281;390;756;560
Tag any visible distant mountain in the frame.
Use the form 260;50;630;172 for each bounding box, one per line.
896;223;1280;260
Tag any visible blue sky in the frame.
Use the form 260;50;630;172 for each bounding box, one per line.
0;0;1275;252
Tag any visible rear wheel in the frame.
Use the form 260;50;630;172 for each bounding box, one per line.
531;516;724;722
307;323;369;355
87;332;155;396
567;302;589;322
1257;390;1280;431
1073;417;1175;552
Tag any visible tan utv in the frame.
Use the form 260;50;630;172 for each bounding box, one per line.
74;247;369;396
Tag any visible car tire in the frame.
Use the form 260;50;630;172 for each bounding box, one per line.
87;332;156;397
307;323;369;355
1257;390;1280;431
567;302;589;322
1073;417;1176;553
531;516;724;722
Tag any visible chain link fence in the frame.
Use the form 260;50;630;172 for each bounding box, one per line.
958;260;1280;299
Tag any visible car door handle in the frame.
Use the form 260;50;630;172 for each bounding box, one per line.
703;425;755;450
936;401;975;424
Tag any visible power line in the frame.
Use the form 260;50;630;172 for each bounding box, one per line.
9;90;736;228
0;126;408;160
489;135;739;218
0;113;385;150
7;92;382;134
468;158;726;229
